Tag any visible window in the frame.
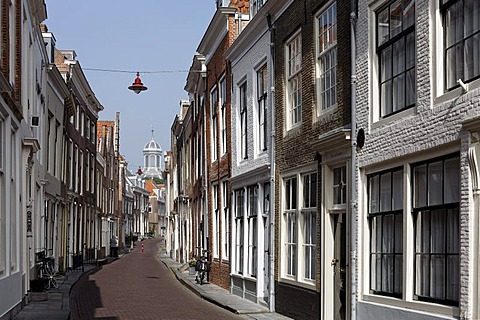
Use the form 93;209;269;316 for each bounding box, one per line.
235;189;245;274
220;76;227;155
251;0;266;17
283;173;318;284
441;0;480;91
211;86;218;161
213;184;219;258
10;129;17;270
333;166;347;205
247;185;258;277
257;65;268;152
286;33;302;128
377;0;415;118
221;181;229;260
239;82;248;159
316;2;337;112
302;173;317;281
413;155;459;305
284;177;297;277
368;168;403;297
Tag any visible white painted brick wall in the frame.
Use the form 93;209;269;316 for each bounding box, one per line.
230;31;272;180
356;0;480;318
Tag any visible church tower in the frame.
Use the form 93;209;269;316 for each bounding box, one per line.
142;127;163;178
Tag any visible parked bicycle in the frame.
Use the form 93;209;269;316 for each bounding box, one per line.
38;259;65;291
195;252;210;285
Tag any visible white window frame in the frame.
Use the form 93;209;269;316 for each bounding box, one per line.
368;167;403;297
213;184;219;258
281;171;317;287
375;0;416;119
247;184;258;278
221;180;229;260
235;188;245;274
301;173;317;282
437;0;480;95
210;85;218;162
286;31;302;130
239;81;248;160
316;2;338;115
219;75;227;156
256;64;268;153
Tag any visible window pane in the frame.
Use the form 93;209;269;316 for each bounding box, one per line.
370;175;379;213
405;69;415;107
464;0;480;37
392;170;403;210
382;214;394;253
431;209;446;253
403;0;415;28
394;213;403;252
428;161;443;206
444;157;459;203
416;254;430;296
381;81;393;117
390;1;403;38
405;32;415;69
378;8;390;45
414;164;426;208
382;255;393;292
381;46;392;82
464;34;480;82
392;37;405;76
393;73;405;112
394;254;403;294
447;208;459;254
380;173;391;212
446;255;459;301
431;255;446;300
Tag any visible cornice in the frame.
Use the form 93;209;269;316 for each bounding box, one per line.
225;0;294;63
197;7;236;58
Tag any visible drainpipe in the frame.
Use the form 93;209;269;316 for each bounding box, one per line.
267;13;276;313
350;1;358;320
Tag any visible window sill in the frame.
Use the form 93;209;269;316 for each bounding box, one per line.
434;77;480;106
361;293;459;318
315;104;338;120
279;276;316;290
371;107;416;130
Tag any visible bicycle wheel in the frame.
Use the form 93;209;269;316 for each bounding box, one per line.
43;264;59;290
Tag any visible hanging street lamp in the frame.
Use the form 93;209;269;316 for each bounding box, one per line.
128;72;148;94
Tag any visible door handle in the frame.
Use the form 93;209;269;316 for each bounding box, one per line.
331;259;338;266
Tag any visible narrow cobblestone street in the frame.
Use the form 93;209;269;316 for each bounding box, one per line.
69;239;242;320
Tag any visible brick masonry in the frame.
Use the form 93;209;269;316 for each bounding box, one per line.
356;0;480;318
272;0;351;319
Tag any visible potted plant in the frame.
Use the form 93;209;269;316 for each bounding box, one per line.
188;259;196;275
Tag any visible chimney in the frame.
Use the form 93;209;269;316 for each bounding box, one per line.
41;24;56;64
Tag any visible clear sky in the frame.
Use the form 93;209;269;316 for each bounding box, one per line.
44;0;216;171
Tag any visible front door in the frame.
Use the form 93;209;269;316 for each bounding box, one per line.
332;212;347;320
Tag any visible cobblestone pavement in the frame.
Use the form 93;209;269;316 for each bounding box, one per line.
14;238;291;320
69;239;244;320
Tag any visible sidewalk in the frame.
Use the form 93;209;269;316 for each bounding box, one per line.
13;257;118;320
156;246;292;320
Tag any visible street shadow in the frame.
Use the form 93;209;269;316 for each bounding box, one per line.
70;266;119;320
